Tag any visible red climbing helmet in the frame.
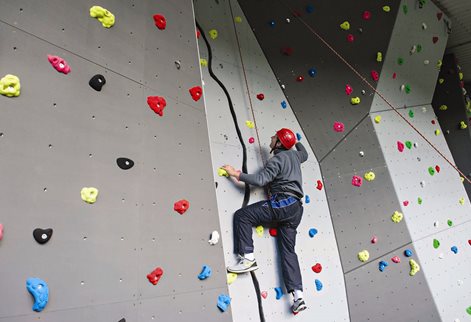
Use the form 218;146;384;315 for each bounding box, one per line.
276;128;296;150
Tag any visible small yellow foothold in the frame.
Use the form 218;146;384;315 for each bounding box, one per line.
218;168;229;177
81;187;99;204
376;52;383;62
358;250;370;262
383;6;391;12
435;129;441;136
227;273;237;285
391;211;403;223
437;59;442;69
438;78;444;84
460;121;468;129
409;259;420;276
89;6;115;28
459;72;464;81
208;29;218;40
350;97;361;105
374;115;382;123
439;105;448;111
0;74;21;97
256;225;264;237
364;172;375;181
234;16;242;23
460;177;465;183
245;120;255;129
459;197;465;205
340;21;350;31
200;59;208;67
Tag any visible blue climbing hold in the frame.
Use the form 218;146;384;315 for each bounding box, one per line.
308;68;317;77
281;100;287;109
404;249;413;257
305;195;310;204
378;260;389;272
306;4;314;13
451;246;458;254
217;294;231;312
198;265;212;280
269;20;276;28
275;287;283;300
309;228;318;237
296;133;302;141
315;279;323;291
26;278;49;312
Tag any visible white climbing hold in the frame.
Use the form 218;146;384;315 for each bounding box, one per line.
438;253;444;259
422;22;427;30
424;60;430;65
434;221;439;227
208;231;220;245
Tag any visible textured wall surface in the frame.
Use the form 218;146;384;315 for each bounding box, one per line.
0;1;230;321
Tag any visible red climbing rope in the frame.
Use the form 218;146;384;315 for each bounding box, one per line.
276;0;471;185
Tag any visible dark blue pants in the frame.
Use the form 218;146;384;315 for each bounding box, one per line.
233;194;304;292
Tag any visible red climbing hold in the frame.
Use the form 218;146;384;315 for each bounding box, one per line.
312;263;322;273
351;175;363;187
256;93;265;101
248;137;255;144
196;29;201;38
189;86;202;101
403;200;409;206
153;14;166;30
269;228;277;237
281;47;293;56
435;165;440;173
391;256;401;263
261;291;268;299
147;96;167;117
174;199;190;215
397;141;405;152
371;70;379;81
345;84;353;95
147;267;164;285
362;11;372;20
347;34;355;43
437;12;443;20
468;240;471;246
296;76;304;82
431;120;436;124
316;180;323;190
393;72;397;79
432;36;438;44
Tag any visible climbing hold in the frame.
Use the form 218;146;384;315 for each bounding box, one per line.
437;59;443;69
391;256;400;263
451;246;458;254
153;14;166;30
296;133;302;141
245;121;255;129
116;157;134;170
376;52;383;62
435;165;440;173
359;151;364;157
371;70;379;81
296;76;304;82
81;187;98;204
340;21;350;31
189;86;202;101
435;129;441;136
285;18;291;23
420;181;426;188
198;265;212;280
147;96;166;116
413;142;418;148
89;74;106;91
371;236;378;244
217;294;231;312
459;197;465;205
403;200;409;206
308;68;317;77
346;34;355;43
350;97;360;105
275;287;283;299
409;259;420;276
227;273;237;285
269;228;277;237
467;306;471;315
397;57;404;65
447;219;453;227
196;29;201;38
405;84;411;94
433;239;440;249
0;223;3;240
408;109;414;118
261;291;268;299
269;20;276;28
200;59;208;67
383;6;391;12
316;180;323;190
33;228;53;245
437;12;443;20
439;105;448;111
234;16;242;23
352;175;363;187
410;45;417;54
174;199;190;215
312;263;322;273
306;4;314;13
358;250;369;262
256;93;264;100
428;167;435;176
434;221;440;227
256;225;264;237
218;168;229;177
403;5;408;14
26;278;49;312
281;47;293;56
248;137;255;144
397;141;405;152
0;74;21;97
333;122;345;132
418;197;423;205
305;195;310;203
89;6;115;28
432;36;438;44
460;121;468;129
364;172;375;181
281;100;287;109
208;29;218;40
391;211;403;223
208;231;220;245
418;0;426;8
393;72;397;79
47;55;71;74
315;279;323;291
404;249;412;257
405;141;412;149
378;260;389;272
309;228;318;237
147;267;164;285
374;115;382;123
362;11;371;20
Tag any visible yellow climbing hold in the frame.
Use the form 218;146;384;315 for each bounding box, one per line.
374;115;382;123
81;187;99;204
460;177;465;183
208;29;218;40
391;211;403;223
439;78;444;84
383;6;391;12
218;168;229;177
409;259;420;276
358;250;370;262
459;197;465;205
437;59;442;69
364;172;375;181
234;16;242;23
200;59;208;67
459;72;464;81
245;120;255;129
340;21;350;31
460;121;468;129
0;74;21;97
439;104;448;111
376;52;383;62
351;97;361;105
227;273;237;285
435;129;441;136
256;225;264;237
89;6;115;28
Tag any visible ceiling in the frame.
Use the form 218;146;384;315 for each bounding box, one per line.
432;0;471;83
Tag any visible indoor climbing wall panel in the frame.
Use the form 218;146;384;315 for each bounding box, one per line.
194;0;349;321
0;1;231;322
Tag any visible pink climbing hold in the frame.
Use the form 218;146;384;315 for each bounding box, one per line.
347;34;355;43
397;141;405;152
391;256;401;263
261;291;268;299
362;11;372;20
147;96;167;116
256;93;265;101
352;175;363;187
333;122;345;132
316;180;323;190
371;236;378;244
248;137;255;144
0;223;3;240
371;70;379;81
345;84;353;95
403;200;409;206
189;86;203;101
47;55;71;74
153;14;167;30
174;199;190;215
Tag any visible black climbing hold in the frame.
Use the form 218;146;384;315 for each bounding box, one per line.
89;74;106;91
215;182;218;189
116;157;134;170
118;319;126;322
33;228;53;244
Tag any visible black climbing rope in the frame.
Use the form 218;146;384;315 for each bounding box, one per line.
195;19;265;322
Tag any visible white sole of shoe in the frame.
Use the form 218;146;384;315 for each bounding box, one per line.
227;265;259;274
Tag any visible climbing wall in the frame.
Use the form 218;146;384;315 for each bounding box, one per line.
0;1;231;321
194;0;349;321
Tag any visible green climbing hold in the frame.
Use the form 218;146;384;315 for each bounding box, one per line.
403;5;408;14
417;44;422;53
398;57;404;65
408;109;414;117
433;239;440;249
418;197;423;205
447;219;453;227
428;167;435;176
405;84;411;94
467;306;471;315
405;141;412;149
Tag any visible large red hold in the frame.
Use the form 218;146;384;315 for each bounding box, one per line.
147;267;164;285
147;96;167;116
153;14;167;30
189;86;203;101
174;199;190;215
312;263;322;273
316;180;323;190
269;228;277;237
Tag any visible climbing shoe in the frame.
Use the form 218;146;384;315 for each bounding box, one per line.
292;298;307;315
227;255;258;273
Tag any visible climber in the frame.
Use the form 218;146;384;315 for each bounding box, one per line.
222;128;308;314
